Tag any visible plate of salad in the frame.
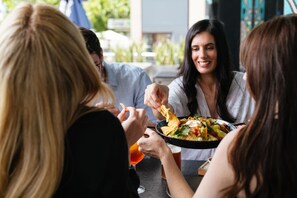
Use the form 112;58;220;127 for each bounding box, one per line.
155;106;236;149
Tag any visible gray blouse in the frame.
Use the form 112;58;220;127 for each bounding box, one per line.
168;71;255;160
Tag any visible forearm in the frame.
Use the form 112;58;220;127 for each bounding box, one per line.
161;149;194;198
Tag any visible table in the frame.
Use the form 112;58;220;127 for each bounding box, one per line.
136;157;204;198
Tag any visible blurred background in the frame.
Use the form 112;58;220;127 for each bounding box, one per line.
0;0;296;84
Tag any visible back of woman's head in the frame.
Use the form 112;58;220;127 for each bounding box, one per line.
241;14;297;133
0;3;112;197
241;14;297;112
226;14;297;197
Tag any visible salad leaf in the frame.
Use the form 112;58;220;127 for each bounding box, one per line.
174;124;190;137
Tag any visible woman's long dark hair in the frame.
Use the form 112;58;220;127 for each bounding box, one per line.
224;15;297;197
179;19;235;122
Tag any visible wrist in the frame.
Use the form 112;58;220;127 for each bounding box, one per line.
159;144;172;163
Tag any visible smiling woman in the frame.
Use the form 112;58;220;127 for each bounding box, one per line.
144;19;255;160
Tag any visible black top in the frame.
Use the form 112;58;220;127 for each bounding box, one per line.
54;110;139;198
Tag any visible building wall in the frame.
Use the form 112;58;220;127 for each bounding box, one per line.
142;0;188;42
189;0;208;27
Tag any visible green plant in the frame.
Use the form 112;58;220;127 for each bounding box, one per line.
83;0;130;32
1;0;60;23
113;45;132;62
153;38;177;65
111;41;145;63
177;38;185;64
2;0;59;10
130;42;145;62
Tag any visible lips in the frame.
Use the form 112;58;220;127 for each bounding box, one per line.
198;61;211;67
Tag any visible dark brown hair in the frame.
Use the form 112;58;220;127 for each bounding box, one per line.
224;14;297;197
79;27;102;56
179;19;235;122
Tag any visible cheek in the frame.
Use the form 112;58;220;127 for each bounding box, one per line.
191;52;198;61
210;50;217;60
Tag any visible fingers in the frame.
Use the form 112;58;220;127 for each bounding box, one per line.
137;109;148;130
125;107;148;131
137;129;166;159
121;107;148;147
144;83;169;110
144;128;155;136
117;108;127;122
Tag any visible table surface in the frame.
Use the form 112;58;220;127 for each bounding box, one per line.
136;157;204;198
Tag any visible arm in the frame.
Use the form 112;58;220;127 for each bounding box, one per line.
194;129;238;197
137;129;194;198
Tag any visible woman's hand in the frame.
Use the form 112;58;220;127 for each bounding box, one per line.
118;107;148;147
144;83;169;110
137;128;171;161
144;83;170;120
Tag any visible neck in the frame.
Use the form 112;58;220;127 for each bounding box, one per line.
198;73;218;118
198;73;217;91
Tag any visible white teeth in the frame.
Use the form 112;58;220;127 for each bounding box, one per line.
198;61;210;65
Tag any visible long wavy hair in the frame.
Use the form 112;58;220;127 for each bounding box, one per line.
0;3;113;197
179;19;235;122
224;14;297;197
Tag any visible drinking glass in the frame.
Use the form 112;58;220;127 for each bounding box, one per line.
129;143;145;194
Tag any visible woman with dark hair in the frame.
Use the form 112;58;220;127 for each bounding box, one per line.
139;14;297;197
145;19;254;160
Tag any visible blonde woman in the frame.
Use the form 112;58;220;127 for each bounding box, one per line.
0;3;146;198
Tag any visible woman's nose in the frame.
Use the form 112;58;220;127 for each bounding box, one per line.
199;49;207;58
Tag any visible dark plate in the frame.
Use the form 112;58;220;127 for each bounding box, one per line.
155;117;236;149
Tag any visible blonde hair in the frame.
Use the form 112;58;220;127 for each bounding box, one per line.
0;3;113;197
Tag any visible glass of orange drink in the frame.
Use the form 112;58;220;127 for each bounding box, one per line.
130;142;145;165
129;143;145;194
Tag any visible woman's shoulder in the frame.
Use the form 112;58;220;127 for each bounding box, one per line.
68;110;123;138
168;76;183;88
230;71;246;90
74;109;118;125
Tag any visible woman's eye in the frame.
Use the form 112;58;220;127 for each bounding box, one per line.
206;45;215;50
192;47;199;51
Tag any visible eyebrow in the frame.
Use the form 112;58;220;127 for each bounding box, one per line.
191;42;215;47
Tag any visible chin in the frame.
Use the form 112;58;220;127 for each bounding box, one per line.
197;67;215;74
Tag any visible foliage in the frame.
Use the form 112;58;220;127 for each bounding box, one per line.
1;0;130;32
177;38;185;64
0;0;59;23
112;38;185;65
153;38;177;65
112;41;145;63
130;42;145;62
83;0;130;32
113;45;132;62
2;0;59;11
